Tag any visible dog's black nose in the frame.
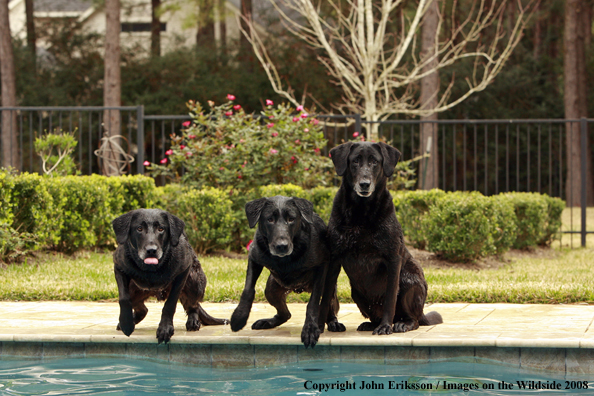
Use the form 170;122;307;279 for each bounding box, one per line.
359;181;371;190
274;242;290;255
146;247;158;257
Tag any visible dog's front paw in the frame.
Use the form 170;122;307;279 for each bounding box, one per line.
372;323;393;335
327;320;346;332
357;322;376;331
156;321;174;344
186;313;202;332
393;320;419;333
230;309;249;332
301;322;321;348
117;317;135;336
252;318;279;330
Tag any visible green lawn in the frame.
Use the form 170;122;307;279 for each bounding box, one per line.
1;246;593;304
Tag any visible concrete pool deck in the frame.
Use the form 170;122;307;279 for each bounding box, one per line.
2;301;594;373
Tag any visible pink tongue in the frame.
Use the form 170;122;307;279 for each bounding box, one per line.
144;258;159;265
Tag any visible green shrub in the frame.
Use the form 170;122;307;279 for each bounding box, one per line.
11;173;62;248
497;192;548;249
310;186;338;223
540;196;565;246
117;175;158;212
488;195;518;256
394;189;447;249
0;224;37;264
49;175;121;252
173;187;235;254
258;183;308;199
0;170;14;225
34;129;78;176
423;192;494;262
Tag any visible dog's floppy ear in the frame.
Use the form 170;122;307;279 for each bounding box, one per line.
291;197;314;224
245;198;268;228
165;212;185;247
112;211;135;245
330;142;353;176
379;142;401;177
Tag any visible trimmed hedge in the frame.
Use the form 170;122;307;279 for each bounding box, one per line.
0;170;565;262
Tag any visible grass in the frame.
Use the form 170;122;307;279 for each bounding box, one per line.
0;207;593;303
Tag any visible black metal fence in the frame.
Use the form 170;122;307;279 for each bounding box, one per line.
1;107;591;247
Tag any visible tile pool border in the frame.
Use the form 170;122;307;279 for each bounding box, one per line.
2;341;594;374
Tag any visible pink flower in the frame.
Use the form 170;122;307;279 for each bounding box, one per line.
296;105;304;112
292;117;299;122
353;132;359;138
295;139;300;144
233;105;241;110
143;161;150;166
313;148;320;153
160;158;168;164
227;94;236;101
188;134;196;139
266;99;274;106
165;149;173;155
246;239;253;251
267;123;275;128
272;132;279;137
311;119;319;125
329;153;332;158
300;113;309;118
185;152;193;157
360;135;366;141
225;111;233;116
238;174;243;179
182;121;191;127
180;145;186;150
219;167;225;171
269;148;278;154
305;168;309;171
269;116;274;119
304;128;309;133
240;139;246;143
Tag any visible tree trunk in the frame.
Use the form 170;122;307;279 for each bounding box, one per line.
151;0;161;57
533;3;541;60
103;0;122;176
0;0;20;171
196;0;214;47
218;0;226;55
564;0;594;206
419;0;439;190
25;0;36;68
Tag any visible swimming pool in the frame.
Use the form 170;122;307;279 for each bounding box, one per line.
0;358;591;395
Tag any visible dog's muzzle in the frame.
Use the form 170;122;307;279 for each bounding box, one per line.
270;240;293;257
140;245;163;265
355;180;375;197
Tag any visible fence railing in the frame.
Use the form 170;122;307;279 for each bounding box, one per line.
1;106;591;247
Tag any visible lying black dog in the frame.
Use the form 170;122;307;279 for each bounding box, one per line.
230;196;345;347
112;209;227;343
327;141;442;335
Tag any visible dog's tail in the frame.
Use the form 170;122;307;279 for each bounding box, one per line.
419;311;443;326
198;305;229;326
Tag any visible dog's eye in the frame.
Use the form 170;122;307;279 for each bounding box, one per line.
352;159;359;165
267;217;274;223
136;226;143;232
371;159;378;165
287;217;295;224
157;227;164;232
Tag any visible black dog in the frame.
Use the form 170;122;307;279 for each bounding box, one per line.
230;196;345;348
327;142;442;335
112;209;227;343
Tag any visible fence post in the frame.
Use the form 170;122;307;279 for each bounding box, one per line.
355;114;362;135
581;117;587;247
137;105;145;175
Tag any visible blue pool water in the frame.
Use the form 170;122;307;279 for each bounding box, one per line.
0;358;591;395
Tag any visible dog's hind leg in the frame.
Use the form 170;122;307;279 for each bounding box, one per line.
392;282;426;333
252;275;291;330
351;288;380;331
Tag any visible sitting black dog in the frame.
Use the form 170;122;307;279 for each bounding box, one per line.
327;141;442;335
230;196;345;348
112;209;227;343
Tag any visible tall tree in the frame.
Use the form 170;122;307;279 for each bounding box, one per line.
419;0;440;190
151;0;162;57
240;0;252;53
25;0;36;68
563;0;593;206
196;0;215;46
0;0;20;170
103;0;122;175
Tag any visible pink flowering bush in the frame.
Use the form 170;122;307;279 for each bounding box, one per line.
148;98;332;191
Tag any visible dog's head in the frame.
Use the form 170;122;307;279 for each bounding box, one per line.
245;196;313;257
330;141;401;197
112;209;185;269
